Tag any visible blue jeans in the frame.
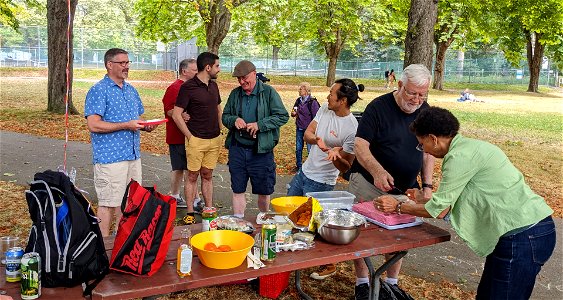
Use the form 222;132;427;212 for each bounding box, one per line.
295;128;311;169
287;169;334;196
476;216;556;300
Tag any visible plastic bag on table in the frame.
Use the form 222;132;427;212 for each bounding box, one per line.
379;279;415;300
288;197;323;232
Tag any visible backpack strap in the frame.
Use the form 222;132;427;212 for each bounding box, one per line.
82;274;106;297
293;98;300;109
307;97;319;118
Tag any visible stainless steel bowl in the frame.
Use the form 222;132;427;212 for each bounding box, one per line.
318;223;361;245
315;209;366;245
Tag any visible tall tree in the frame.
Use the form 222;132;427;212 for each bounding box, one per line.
47;0;79;114
432;0;477;90
135;0;250;54
1;0;41;29
235;0;304;68
306;0;391;86
486;0;563;92
403;0;438;70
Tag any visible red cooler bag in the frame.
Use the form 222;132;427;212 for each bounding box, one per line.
110;180;177;276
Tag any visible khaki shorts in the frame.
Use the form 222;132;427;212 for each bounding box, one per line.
348;172;406;203
186;136;221;172
94;159;142;207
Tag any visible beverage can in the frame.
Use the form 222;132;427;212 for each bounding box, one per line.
20;252;41;300
201;207;218;231
5;247;25;282
261;223;277;262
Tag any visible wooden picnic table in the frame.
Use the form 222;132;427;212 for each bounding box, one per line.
0;220;450;300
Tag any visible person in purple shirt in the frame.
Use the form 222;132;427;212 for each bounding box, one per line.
291;82;320;172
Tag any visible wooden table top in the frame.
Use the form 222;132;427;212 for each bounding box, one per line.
1;221;450;299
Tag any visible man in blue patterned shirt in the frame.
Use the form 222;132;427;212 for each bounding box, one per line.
84;48;158;237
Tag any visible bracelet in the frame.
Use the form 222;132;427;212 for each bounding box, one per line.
396;201;403;215
422;183;433;189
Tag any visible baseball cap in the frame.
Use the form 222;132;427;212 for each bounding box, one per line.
232;60;256;77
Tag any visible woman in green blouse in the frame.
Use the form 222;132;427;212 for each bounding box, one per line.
375;106;555;299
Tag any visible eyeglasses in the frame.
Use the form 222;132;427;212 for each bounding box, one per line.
416;143;424;152
403;88;428;101
237;73;254;82
111;60;131;67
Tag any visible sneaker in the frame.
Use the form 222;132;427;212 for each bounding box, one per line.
182;213;196;225
193;198;204;214
175;196;187;208
354;283;370;300
310;263;336;280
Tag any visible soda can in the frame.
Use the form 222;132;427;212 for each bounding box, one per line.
260;223;277;262
201;207;218;231
20;252;41;300
5;247;25;282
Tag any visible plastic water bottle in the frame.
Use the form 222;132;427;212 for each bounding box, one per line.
177;228;192;277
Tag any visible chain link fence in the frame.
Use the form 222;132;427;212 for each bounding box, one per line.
1;26;560;86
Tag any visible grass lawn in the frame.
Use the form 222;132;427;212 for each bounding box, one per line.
1;68;562;299
1;68;561;215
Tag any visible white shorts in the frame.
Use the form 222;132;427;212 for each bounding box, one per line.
94;159;142;207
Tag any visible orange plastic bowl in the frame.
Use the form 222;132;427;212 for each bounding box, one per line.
270;196;308;214
191;230;254;269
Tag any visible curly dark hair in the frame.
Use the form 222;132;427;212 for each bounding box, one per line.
410;106;460;137
334;78;364;108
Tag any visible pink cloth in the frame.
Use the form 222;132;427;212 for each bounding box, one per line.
352;201;416;225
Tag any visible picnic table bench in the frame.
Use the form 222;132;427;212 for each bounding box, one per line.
1;220;450;300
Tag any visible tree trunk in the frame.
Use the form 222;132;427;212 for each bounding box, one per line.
272;45;280;69
432;30;456;90
526;30;544;93
326;55;338;87
47;0;79;114
403;0;438;71
202;0;232;54
321;29;344;87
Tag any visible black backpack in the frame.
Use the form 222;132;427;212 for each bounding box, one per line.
25;170;109;296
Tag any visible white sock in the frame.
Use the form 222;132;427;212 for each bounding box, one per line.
356;277;369;286
234;213;244;218
385;277;398;285
171;194;180;199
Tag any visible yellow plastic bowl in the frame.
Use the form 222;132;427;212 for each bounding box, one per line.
270;196;309;214
191;230;255;269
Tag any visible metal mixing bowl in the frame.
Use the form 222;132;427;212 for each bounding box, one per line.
318;223;362;245
315;209;366;245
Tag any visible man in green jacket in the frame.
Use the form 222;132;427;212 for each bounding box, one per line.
222;60;289;217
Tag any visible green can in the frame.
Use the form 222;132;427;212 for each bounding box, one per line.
20;252;41;300
260;223;277;262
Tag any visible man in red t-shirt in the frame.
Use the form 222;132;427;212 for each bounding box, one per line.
162;58;198;208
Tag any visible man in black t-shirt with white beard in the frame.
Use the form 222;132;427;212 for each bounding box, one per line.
348;64;436;300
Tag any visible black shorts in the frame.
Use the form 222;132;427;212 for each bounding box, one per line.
169;144;187;171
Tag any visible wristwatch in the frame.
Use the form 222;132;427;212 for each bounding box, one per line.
421;183;433;189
